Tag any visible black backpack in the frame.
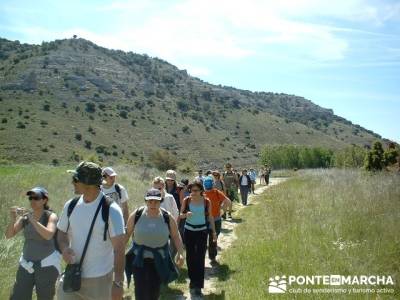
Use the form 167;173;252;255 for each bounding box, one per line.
114;183;122;199
51;196;113;252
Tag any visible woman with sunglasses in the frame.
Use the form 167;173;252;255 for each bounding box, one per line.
180;182;217;296
5;187;60;300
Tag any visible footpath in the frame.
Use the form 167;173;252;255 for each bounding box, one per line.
177;177;287;299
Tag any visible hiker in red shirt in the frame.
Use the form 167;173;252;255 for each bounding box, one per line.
203;176;231;264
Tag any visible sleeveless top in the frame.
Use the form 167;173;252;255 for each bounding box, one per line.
184;202;207;231
22;211;56;261
133;207;169;259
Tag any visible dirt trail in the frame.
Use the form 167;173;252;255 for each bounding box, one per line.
176;177;287;299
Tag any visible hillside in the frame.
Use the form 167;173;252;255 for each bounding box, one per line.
0;37;385;167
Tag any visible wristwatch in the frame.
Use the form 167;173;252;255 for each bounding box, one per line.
113;280;124;288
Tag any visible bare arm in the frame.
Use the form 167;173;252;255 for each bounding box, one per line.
111;234;126;300
28;212;57;240
111;234;126;282
168;215;184;267
121;202;129;225
124;209;137;245
5;208;24;239
57;229;76;264
221;196;231;213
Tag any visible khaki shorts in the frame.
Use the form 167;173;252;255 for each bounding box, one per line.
56;271;112;300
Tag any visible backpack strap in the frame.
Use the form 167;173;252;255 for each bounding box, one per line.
134;206;146;225
160;208;170;231
101;196;113;241
66;197;80;232
182;196;191;214
114;183;122;199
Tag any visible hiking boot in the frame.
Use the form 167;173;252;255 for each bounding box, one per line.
195;288;203;296
222;212;227;220
210;258;218;266
228;212;232;219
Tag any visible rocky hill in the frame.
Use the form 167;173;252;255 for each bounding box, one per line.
0;37;384;168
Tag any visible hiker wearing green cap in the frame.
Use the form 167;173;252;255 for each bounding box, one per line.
6;187;60;300
56;161;126;300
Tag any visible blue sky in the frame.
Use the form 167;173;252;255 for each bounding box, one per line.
1;0;399;142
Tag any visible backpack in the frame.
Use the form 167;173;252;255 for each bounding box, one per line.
52;196;113;252
182;196;210;216
114;183;122;199
134;206;170;231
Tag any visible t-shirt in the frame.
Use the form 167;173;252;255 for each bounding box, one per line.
240;175;249;186
57;192;125;278
160;192;179;220
204;189;226;218
101;183;129;207
249;171;256;181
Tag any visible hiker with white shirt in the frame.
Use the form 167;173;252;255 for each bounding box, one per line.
101;167;129;223
152;176;179;221
56;161;125;300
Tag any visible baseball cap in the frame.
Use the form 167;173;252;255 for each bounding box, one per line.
102;167;117;177
165;170;176;181
26;187;49;199
67;161;102;186
203;176;214;190
145;188;163;201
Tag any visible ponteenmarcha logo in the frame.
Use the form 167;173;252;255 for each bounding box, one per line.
267;274;394;295
268;275;287;293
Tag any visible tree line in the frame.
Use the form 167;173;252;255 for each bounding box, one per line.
259;142;399;171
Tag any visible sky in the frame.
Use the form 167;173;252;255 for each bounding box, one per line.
1;0;399;142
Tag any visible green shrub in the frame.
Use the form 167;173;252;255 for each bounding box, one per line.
150;149;177;171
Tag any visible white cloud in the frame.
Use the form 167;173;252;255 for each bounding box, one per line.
3;0;399;66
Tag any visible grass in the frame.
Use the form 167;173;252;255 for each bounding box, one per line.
1;166;398;299
0;164;156;299
214;169;400;299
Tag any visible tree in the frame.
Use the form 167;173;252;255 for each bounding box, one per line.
364;141;384;171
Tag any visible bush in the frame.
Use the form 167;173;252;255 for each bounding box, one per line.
84;140;92;149
43;104;50;111
1;118;7;124
119;110;128;119
182;125;191;134
75;133;82;141
85;102;96;113
177;100;190;112
17;122;26;129
150;149;177;171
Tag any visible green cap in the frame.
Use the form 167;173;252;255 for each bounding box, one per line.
67;161;102;186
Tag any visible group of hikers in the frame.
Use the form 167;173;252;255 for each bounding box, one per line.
5;161;271;300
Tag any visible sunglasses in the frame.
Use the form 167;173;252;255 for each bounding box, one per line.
28;195;42;201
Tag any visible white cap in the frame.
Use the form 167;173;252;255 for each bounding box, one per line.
102;167;117;177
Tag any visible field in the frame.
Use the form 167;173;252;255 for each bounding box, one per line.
0;166;398;299
214;169;399;299
0;164;156;299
